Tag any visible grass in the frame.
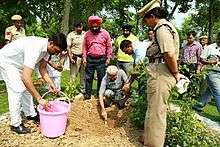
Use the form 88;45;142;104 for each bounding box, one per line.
203;102;220;122
0;93;8;114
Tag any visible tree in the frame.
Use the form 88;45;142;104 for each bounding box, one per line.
194;0;220;43
61;0;71;35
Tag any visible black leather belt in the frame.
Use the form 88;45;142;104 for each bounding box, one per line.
73;54;82;58
88;55;106;59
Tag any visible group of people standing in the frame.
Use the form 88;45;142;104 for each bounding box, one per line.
1;0;219;146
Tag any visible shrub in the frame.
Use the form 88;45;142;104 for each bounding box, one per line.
63;81;80;101
129;62;148;128
129;63;220;146
166;100;220;146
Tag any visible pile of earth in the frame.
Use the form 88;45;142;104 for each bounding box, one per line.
0;98;142;147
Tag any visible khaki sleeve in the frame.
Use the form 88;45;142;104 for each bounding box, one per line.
5;27;12;41
156;26;175;53
66;33;72;46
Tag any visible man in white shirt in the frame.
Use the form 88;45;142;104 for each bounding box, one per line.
193;32;220;113
0;33;67;134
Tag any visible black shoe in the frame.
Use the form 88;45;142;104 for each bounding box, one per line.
104;98;112;108
84;95;91;100
192;103;203;112
10;124;31;134
26;114;40;122
116;98;127;110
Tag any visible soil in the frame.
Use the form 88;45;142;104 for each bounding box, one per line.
0;98;142;147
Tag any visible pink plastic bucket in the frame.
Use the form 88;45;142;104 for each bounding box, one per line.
37;92;70;138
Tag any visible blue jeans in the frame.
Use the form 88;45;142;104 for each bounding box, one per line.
200;71;220;112
85;56;106;98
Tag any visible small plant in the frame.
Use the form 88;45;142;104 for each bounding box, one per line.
166;101;220;146
129;91;147;128
129;62;148;128
63;81;80;101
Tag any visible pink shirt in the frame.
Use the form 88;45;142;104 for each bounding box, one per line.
82;28;112;60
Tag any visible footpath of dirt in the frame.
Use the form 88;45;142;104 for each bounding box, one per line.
0;98;142;147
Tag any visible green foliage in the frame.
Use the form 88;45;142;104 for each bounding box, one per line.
180;0;220;43
63;81;80;101
25;18;60;37
167;89;220;146
178;64;208;100
129;92;146;128
129;62;148;128
129;62;220;146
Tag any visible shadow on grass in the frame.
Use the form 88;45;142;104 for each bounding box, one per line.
202;102;220;122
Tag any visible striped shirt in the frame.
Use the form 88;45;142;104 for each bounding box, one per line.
181;41;202;64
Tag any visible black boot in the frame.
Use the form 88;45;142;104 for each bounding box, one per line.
10;124;31;134
192;103;204;112
116;98;128;110
26;114;40;122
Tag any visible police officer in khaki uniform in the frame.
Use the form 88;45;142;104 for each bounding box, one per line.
67;21;85;96
138;0;181;146
5;15;26;44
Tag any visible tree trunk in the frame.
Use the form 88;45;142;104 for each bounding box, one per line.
135;11;139;35
164;0;168;9
169;3;178;19
60;0;71;35
208;0;214;44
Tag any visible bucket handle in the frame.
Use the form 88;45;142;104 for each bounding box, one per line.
41;91;71;108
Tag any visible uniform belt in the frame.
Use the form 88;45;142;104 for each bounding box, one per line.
73;54;82;58
149;57;164;63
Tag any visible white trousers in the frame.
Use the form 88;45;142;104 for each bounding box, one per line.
7;87;37;127
0;65;36;127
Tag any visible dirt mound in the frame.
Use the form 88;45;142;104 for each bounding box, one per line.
0;98;142;147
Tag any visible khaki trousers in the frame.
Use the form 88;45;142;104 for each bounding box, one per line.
144;63;176;147
70;57;85;92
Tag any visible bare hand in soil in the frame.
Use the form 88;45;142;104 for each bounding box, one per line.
101;110;107;121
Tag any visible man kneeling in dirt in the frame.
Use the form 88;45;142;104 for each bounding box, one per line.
99;65;130;120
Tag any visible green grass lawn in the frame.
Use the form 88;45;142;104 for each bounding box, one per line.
0;70;219;123
203;102;220;122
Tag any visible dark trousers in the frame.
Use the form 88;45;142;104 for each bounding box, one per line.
85;56;106;98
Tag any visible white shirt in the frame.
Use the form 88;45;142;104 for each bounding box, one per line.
133;40;153;64
200;43;220;59
200;43;220;71
0;36;49;70
36;55;61;78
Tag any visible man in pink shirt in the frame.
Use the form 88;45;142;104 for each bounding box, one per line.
82;16;112;99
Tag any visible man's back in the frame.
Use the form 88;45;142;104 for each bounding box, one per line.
0;36;48;69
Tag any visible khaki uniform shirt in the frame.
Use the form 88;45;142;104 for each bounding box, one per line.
154;19;180;59
67;31;85;55
5;25;26;43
